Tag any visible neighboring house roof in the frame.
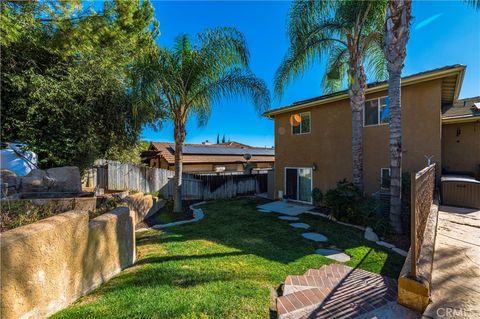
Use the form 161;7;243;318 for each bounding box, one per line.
143;141;275;165
442;96;480;123
263;64;466;118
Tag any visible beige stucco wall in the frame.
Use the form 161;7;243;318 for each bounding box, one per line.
183;163;214;172
274;79;443;196
0;193;163;319
442;121;480;178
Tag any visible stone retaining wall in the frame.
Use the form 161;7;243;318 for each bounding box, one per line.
0;193;164;319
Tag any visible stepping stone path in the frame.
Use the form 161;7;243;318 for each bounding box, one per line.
278;216;300;221
302;232;328;242
315;248;351;262
289;222;310;229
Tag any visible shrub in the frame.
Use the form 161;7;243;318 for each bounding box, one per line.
311;187;323;207
324;179;388;234
324;179;363;221
0;200;61;232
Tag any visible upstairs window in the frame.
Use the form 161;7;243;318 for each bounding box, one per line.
380;168;391;190
291;112;311;135
364;97;390;126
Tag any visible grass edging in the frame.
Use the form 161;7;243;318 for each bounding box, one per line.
137;201;207;231
305;211;408;257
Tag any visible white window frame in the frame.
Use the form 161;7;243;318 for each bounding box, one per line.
291;112;311;135
363;96;390;127
380;167;391;190
284;167;313;204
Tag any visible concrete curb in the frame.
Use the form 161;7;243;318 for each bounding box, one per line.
137;201;207;231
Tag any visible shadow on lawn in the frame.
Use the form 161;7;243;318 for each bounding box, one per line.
136;198;405;279
136;251;245;265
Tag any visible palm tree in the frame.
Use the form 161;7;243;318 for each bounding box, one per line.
383;0;412;234
464;0;480;10
275;0;387;192
135;28;270;212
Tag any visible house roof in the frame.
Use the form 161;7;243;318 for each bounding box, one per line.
442;96;480;123
144;141;275;165
263;64;466;118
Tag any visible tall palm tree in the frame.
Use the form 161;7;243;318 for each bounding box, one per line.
464;0;480;10
384;0;412;234
275;0;387;192
135;28;270;212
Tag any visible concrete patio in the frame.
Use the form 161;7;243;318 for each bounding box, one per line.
423;206;480;319
257;201;314;216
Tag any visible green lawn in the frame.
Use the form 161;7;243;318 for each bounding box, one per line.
52;198;405;319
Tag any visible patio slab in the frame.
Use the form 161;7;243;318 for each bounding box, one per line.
423;206;480;319
257;201;314;216
278;216;300;221
302;232;328;242
315;248;350;262
289;222;310;229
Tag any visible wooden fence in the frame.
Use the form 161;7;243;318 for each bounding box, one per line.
410;163;436;278
83;160;267;200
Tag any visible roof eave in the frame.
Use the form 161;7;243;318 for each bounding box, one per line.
263;65;466;118
442;115;480;124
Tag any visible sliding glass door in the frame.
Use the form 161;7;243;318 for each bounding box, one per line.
285;167;312;203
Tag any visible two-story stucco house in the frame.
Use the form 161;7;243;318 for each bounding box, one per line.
263;65;480;203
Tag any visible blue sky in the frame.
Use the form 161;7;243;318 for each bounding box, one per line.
141;1;480;147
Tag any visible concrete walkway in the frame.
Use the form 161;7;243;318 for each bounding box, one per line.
423;206;480;319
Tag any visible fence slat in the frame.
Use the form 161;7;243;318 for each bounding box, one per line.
410;163;435;278
84;160;268;200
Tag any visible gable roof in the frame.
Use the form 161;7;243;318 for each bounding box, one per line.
144;141;275;165
263;64;466;118
442;96;480;123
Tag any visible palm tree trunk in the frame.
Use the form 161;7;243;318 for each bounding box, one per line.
388;69;403;233
348;62;367;192
384;0;411;234
173;120;186;213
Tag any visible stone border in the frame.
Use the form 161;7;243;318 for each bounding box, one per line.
137;201;207;231
305;211;408;257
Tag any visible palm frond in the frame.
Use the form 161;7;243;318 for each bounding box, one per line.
198;27;249;70
288;0;333;41
464;0;480;10
321;44;349;94
191;68;270;116
363;38;387;82
274;33;341;98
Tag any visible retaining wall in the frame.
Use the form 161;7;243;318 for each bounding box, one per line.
0;193;164;319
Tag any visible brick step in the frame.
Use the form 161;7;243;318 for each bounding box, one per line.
276;264;398;319
283;274;339;295
277;287;334;319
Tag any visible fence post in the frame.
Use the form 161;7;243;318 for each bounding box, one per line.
410;172;417;278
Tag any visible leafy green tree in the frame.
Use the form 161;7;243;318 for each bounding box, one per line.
222;134;226;143
275;0;387;191
136;28;270;212
384;0;412;233
216;133;220;144
104;140;150;164
1;0;160;172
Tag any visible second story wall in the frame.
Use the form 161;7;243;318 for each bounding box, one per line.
274;78;443;195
